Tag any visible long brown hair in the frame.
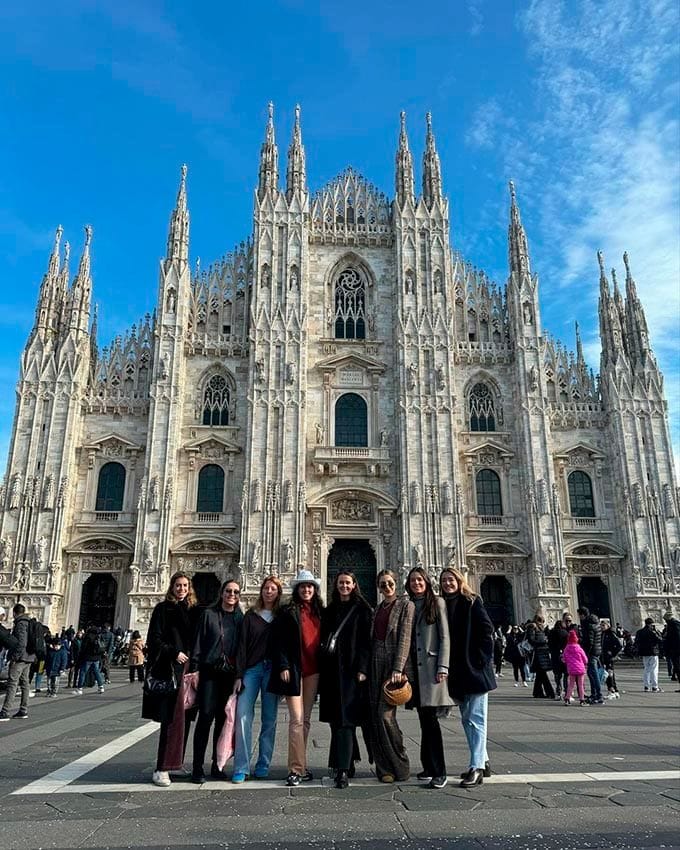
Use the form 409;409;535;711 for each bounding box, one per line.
331;570;369;607
254;575;283;613
164;571;197;607
405;566;438;624
439;567;476;602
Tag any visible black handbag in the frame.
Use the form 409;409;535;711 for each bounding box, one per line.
322;605;357;656
143;658;178;696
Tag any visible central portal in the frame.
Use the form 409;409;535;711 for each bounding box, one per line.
327;539;377;605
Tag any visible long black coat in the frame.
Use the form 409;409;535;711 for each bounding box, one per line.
444;595;497;700
142;600;198;723
318;599;372;726
527;625;553;672
267;603;321;697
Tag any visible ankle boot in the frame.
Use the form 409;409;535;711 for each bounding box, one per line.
334;770;349;789
460;760;491;778
459;768;484;788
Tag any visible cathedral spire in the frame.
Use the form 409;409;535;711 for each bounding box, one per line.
166;164;190;266
597;250;626;368
508;181;531;277
575;321;584;366
257;102;279;201
286;104;307;201
395;111;415;208
35;225;63;334
422;112;442;208
623;251;651;361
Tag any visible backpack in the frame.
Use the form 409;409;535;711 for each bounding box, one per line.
26;618;47;659
518;637;533;659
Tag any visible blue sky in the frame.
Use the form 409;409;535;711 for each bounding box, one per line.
0;0;678;469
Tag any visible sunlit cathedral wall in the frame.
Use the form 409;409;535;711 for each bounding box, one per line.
1;107;678;632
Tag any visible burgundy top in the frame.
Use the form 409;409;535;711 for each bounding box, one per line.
373;600;394;642
299;603;321;677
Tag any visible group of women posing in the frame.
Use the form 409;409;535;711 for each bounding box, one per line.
142;563;496;791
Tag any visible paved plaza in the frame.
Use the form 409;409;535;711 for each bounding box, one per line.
0;662;678;850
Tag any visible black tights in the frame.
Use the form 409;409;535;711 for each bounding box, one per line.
417;707;446;777
192;709;226;774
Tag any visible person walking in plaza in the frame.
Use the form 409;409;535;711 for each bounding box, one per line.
73;625;106;694
127;630;146;683
191;578;244;783
600;619;622;699
577;606;603;704
369;569;415;784
268;569;323;787
493;628;505;678
45;631;68;696
525;616;555;699
232;575;283;782
635;617;663;692
0;603;36;721
99;622;114;684
319;570;373;788
548;613;571;699
404;566;452;789
67;629;84;689
662;609;680;689
505;625;528;687
440;567;496;788
562;629;588;705
143;570;200;788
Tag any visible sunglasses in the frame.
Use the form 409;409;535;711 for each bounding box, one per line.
224;589;240;595
379;581;395;589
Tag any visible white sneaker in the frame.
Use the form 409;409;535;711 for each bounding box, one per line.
152;770;171;787
28;691;36;698
73;688;83;695
522;682;529;688
98;686;105;694
514;683;519;688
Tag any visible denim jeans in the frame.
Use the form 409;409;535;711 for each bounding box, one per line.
458;692;489;770
586;655;602;700
78;660;104;688
642;656;659;689
233;661;280;776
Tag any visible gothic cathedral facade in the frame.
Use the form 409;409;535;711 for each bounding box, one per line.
1;107;678;631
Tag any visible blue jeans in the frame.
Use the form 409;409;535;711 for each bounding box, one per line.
78;660;104;688
458;692;489;770
586;655;601;700
233;661;279;776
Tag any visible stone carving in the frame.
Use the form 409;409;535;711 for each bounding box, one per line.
32;536;47;570
298;482;306;513
410;482;421;515
400;485;408;514
12;562;30;590
631;564;643;592
435;366;445;392
414;543;424;568
640;545;653;574
46;562;56;591
528;365;538;392
9;474;20;510
160;354;169;380
289;267;299;291
647;486;660;516
149;477;159;511
380;429;389;447
368;308;376;333
445;542;456;567
455;484;465;515
404;271;414;293
526;485;537;514
0;536;12;567
142;538;154;567
315;422;325;445
137;477;147;509
282;539;293;571
252;479;262;512
255;359;265;383
57;476;68;508
523;302;533;325
534;564;545;592
166;289;176;313
632;483;645;517
251;540;261;573
241;482;248;511
42;475;54;510
164;477;173;509
552;483;562;516
284;480;293;512
662;483;676;518
407;363;417;390
670;546;680;574
331;499;372;521
537;479;549;515
442;481;453;515
286;361;297;385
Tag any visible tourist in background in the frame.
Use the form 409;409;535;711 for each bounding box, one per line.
143;571;200;788
404;566;452;789
600;619;622;699
73;625;106;695
319;570;372;788
369;569;414;784
504;625;528;687
45;631;68;696
635;617;663;692
127;630;146;683
577;606;603;704
562;629;588;705
191;578;244;783
548;612;572;700
662;610;680;688
440;567;496;788
232;575;283;782
525;615;554;699
268;570;323;787
0;603;36;721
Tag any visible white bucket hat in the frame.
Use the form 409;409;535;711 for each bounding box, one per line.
290;569;321;590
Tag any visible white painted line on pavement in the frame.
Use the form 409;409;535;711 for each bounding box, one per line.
12;721;158;795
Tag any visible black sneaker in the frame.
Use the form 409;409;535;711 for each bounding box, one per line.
286;772;301;787
0;712;9;722
428;775;448;789
416;771;432;781
191;771;206;785
301;770;313;782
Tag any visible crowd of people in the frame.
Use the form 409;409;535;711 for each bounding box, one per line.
1;576;679;791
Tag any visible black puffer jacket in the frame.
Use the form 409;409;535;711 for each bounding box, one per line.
527;624;553;672
579;613;602;657
635;624;662;656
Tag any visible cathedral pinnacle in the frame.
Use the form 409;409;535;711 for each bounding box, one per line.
422;111;442;208
286;103;306;200
508;181;531;277
258;101;279;201
48;225;63;278
166;164;190;266
395;110;415;208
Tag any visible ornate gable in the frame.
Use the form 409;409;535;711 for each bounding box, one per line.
310;167;392;247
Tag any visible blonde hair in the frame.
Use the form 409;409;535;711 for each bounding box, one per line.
165;571;197;607
439;567;476;602
254;575;283;613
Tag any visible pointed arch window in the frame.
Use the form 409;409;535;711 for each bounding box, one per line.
95;462;126;512
469;382;498;432
568;470;595;517
334;267;366;340
476;469;502;516
202;375;230;426
197;464;224;513
335;393;368;447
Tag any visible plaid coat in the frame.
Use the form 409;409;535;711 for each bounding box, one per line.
371;595;414;676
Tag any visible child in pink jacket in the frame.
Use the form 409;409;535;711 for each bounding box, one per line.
562;629;588;705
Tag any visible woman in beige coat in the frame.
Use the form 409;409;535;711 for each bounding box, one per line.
404;566;452;789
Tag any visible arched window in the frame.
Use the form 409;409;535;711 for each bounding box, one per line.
334;267;366;340
95;462;125;512
476;469;502;516
196;464;224;513
568;471;595;517
202;375;230;426
335;393;368;447
469;382;497;431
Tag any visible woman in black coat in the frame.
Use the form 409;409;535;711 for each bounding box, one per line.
142;571;200;788
440;567;496;788
190;577;244;783
318;570;373;788
526;616;555;699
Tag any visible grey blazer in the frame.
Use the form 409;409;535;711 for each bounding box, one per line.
405;596;453;709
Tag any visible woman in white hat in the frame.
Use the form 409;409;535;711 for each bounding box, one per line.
268;569;324;786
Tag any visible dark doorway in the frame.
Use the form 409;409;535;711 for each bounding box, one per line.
577;576;611;619
192;572;221;608
480;575;515;628
327;539;377;605
79;573;117;629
